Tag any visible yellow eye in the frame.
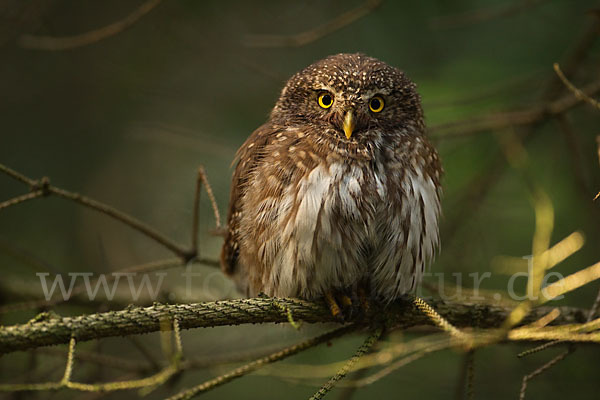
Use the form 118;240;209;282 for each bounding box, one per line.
317;92;334;109
369;96;385;113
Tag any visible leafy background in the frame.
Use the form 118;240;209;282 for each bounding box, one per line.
1;0;599;398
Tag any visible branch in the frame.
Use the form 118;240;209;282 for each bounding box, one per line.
429;0;547;30
243;0;382;48
554;63;600;110
19;0;162;50
429;77;600;139
0;297;594;355
0;162;223;264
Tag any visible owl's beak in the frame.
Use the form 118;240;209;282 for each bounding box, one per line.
343;110;355;139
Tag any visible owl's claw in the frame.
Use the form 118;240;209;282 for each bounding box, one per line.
339;294;353;308
324;292;357;321
324;292;345;321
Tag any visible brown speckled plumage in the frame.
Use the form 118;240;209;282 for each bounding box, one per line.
221;53;442;303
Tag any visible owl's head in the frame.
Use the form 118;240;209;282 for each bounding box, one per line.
272;53;424;143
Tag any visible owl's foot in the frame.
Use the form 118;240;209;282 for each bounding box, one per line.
324;292;343;320
339;294;353;308
324;291;357;321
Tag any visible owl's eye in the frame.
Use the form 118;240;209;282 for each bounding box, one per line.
317;92;334;109
369;96;385;113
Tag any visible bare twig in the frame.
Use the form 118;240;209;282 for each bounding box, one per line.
429;77;600;139
413;297;470;344
308;327;383;400
0;164;37;186
191;166;222;254
542;19;600;99
51;186;191;258
335;365;371;400
516;285;600;396
0;164;194;260
243;0;382;47
553;63;600;110
465;350;475;400
430;0;547;30
347;338;453;388
0;190;44;211
425;70;543;110
455;349;475;400
518;287;600;358
19;0;162;50
165;325;355;400
518;348;572;400
61;336;77;384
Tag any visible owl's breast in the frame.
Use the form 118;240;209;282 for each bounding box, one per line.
249;156;387;297
238;139;439;300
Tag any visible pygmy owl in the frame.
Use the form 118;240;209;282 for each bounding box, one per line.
221;53;442;315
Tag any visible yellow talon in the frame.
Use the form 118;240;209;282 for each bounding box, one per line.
324;292;342;319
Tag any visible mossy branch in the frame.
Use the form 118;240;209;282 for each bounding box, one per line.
0;297;594;355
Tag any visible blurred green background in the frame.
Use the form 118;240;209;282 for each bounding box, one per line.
1;0;600;399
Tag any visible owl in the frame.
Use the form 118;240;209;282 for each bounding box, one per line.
221;53;442;317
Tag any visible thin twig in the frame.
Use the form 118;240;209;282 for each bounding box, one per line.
0;190;44;211
541;19;600;99
425;70;543;110
413;297;470;344
518;288;600;358
465;350;475;400
455;349;476;400
0;164;37;186
199;167;221;230
308;327;383;400
191;166;222;254
19;0;162;50
61;337;77;384
518;348;572;400
243;0;382;47
347;338;453;388
553;63;600;110
335;365;371;400
49;186;191;258
0;163;193;260
430;0;546;30
165;325;355;400
429;77;600;139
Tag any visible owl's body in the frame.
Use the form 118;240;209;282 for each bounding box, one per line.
221;53;442;304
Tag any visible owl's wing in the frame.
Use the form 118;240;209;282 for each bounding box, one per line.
220;122;279;275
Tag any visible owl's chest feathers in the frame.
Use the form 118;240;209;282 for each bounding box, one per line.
291;160;383;249
253;153;394;298
242;137;439;300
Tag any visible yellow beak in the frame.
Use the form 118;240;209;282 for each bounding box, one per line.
343;110;355;139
